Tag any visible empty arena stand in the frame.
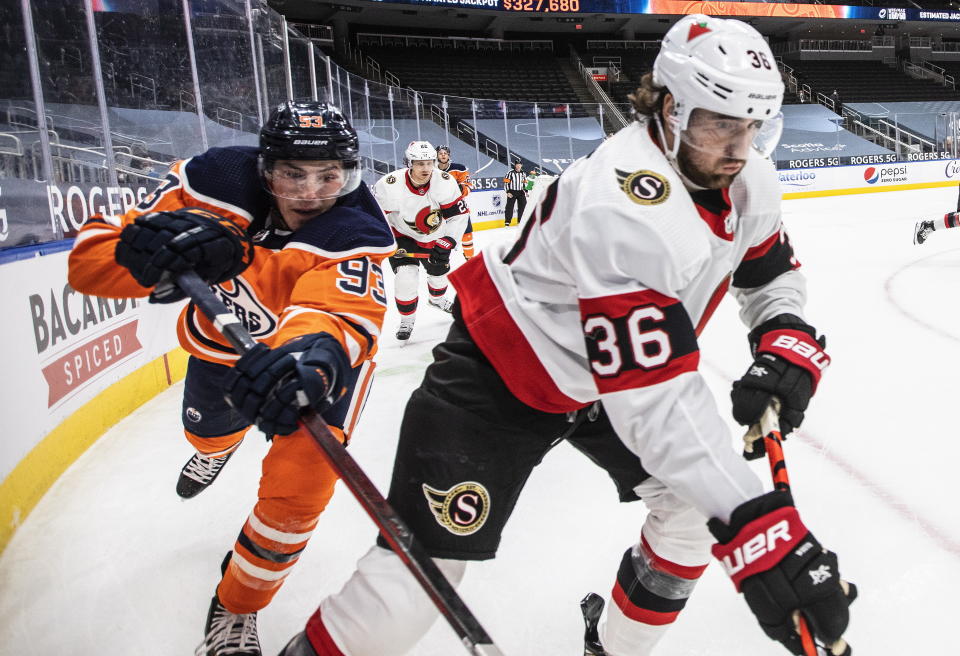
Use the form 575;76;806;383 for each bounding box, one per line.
789;60;959;103
356;42;582;107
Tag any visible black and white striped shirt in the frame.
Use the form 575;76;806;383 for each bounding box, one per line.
504;170;527;192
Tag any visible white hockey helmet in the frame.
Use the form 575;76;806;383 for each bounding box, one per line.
652;15;784;159
403;140;437;167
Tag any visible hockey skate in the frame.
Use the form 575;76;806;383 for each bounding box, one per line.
914;219;935;245
396;318;415;344
581;593;608;656
176;442;241;499
195;594;261;656
428;295;454;313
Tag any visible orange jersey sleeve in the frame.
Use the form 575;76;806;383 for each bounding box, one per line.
177;203;396;367
272;249;391;365
68;150;259;299
449;169;471;197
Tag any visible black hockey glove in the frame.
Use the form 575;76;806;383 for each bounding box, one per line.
115;207;254;303
731;314;828;453
423;236;457;276
223;333;351;436
709;492;857;655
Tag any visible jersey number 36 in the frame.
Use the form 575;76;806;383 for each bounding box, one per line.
584;306;672;376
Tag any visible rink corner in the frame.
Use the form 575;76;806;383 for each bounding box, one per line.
0;348;189;556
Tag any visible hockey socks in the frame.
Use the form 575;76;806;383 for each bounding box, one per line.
601;539;706;655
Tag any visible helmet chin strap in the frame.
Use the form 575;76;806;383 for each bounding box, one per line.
653;113;682;164
653;113;708;191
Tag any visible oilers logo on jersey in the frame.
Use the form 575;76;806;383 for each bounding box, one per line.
213;277;279;338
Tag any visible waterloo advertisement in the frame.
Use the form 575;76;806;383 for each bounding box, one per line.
0;251;182;482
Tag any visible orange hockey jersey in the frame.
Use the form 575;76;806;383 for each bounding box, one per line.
68;146;396;368
442;162;471;197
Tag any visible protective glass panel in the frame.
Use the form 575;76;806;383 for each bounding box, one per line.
32;0;107;187
94;0;204;193
310;47;332;105
253;8;286;111
0;0;56;247
32;0;113;241
288;36;312;101
190;0;260;148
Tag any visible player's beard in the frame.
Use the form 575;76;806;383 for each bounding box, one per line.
676;141;745;190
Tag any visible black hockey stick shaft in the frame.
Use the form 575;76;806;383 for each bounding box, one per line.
174;271;504;656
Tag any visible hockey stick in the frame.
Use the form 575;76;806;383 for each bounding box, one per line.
173;271;504;656
750;401;849;656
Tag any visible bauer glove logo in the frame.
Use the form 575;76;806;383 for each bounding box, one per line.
809;563;833;585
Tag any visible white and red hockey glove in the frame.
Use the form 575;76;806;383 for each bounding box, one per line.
731;314;828;454
709;491;857;655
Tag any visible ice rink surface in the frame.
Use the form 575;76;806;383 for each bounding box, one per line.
2;186;960;655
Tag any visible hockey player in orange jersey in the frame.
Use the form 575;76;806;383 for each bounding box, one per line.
436;145;474;259
67;101;395;656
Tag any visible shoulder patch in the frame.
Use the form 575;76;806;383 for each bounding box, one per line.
386;175;396;184
615;169;671;206
440;171;451;180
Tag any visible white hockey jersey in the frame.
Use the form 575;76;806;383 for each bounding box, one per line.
450;121;807;522
373;167;469;247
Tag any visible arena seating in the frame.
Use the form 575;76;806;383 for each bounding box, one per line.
790;60;960;103
357;46;581;107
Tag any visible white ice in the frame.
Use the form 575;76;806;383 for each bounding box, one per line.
2;187;959;655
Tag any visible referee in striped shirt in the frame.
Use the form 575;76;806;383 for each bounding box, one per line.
503;161;527;227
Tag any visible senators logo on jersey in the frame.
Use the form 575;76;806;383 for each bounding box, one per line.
616;168;671;206
412;206;443;235
422;481;490;535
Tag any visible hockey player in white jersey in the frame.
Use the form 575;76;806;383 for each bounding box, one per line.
373;141;469;341
278;15;856;656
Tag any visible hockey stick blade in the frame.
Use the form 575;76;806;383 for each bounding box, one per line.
174;271;504;656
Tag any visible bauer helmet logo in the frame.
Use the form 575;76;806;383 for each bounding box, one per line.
615;169;671;205
422;481;491;535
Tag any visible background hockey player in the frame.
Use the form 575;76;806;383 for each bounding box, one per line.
373;140;470;341
436;145;475;259
277;15;856;656
914;207;960;244
67;101;395;656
